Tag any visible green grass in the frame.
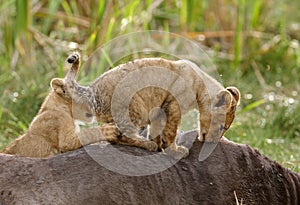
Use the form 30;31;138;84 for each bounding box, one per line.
0;0;299;172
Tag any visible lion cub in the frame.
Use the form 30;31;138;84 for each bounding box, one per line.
2;58;120;158
65;55;240;158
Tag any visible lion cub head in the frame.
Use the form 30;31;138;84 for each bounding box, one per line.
201;86;240;142
51;78;72;101
51;78;94;123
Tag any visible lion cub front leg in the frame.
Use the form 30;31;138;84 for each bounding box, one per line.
116;121;158;152
77;123;121;146
162;101;189;159
148;107;167;151
118;134;158;152
93;123;157;152
199;111;225;143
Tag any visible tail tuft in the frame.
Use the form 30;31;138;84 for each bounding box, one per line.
67;52;80;64
65;51;81;81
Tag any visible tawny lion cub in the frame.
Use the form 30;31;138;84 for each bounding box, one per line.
65;55;240;158
2;56;120;158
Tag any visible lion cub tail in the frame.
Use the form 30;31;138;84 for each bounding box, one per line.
65;51;80;81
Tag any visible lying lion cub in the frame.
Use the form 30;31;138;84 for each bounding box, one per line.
2;57;120;158
64;54;240;158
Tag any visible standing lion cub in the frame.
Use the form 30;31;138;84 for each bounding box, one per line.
64;53;240;158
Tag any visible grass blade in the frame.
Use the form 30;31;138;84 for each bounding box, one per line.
42;1;60;34
239;99;266;114
250;0;263;29
234;0;245;69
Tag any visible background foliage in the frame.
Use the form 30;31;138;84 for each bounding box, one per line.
0;0;299;171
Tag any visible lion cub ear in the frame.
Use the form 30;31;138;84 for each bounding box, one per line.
226;86;240;105
50;78;66;95
214;90;232;109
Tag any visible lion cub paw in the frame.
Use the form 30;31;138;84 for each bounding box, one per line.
165;145;189;159
144;141;158;152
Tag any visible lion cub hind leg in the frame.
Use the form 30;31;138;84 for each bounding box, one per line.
162;101;189;159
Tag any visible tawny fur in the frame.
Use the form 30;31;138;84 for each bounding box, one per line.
64;54;240;158
2;54;120;158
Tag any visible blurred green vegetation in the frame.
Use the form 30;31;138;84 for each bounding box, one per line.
0;0;299;172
